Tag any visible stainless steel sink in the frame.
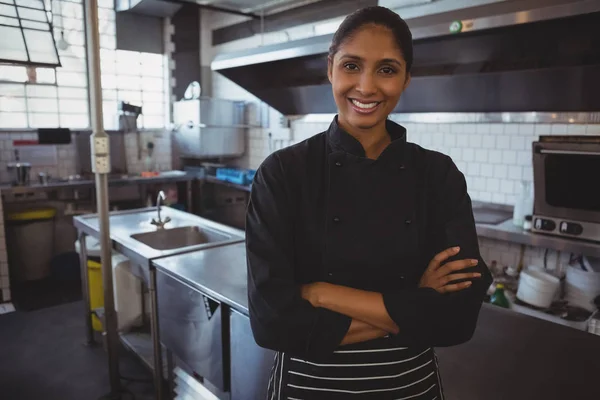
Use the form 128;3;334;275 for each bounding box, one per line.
131;226;231;250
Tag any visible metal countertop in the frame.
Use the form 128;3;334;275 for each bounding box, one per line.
153;243;600;400
73;207;245;272
0;172;194;193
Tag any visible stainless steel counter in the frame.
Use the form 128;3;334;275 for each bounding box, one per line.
476;218;600;258
0;171;193;194
152;242;600;400
152;242;248;313
73;207;244;277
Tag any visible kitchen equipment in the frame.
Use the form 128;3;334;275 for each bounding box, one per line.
7;162;32;186
37;128;71;145
516;267;560;309
532;136;600;243
565;265;600;312
38;172;50;185
171;98;246;169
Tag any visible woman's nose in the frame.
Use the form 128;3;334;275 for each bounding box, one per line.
355;73;377;96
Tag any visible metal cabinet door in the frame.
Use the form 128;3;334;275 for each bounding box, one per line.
230;309;275;400
157;270;226;391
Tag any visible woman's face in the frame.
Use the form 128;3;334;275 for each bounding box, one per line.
328;24;411;132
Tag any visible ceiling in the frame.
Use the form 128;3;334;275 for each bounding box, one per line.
194;0;324;15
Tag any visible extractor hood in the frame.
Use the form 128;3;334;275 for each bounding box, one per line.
212;0;600;115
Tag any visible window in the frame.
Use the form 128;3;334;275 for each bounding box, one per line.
0;0;60;66
0;0;169;130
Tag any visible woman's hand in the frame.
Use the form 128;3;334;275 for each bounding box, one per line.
419;247;481;294
301;282;327;307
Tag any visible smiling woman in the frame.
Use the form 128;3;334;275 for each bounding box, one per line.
246;6;493;400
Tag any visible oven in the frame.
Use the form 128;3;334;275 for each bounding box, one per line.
532;136;600;242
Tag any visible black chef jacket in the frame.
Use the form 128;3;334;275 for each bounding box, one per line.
246;116;493;360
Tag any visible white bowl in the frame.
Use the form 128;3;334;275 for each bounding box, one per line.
517;268;561;309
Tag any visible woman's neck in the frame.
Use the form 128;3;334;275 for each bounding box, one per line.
338;118;391;160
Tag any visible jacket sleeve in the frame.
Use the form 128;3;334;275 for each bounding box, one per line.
382;155;493;347
246;153;352;357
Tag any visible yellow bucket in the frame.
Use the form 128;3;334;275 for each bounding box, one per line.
87;260;104;332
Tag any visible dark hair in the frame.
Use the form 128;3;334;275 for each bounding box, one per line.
328;6;413;73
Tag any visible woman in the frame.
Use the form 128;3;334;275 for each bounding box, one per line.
246;6;493;399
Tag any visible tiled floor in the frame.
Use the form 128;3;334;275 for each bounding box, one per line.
0;301;154;400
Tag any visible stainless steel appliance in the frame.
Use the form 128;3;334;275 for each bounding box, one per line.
171;98;246;169
7;162;32;186
532;136;600;242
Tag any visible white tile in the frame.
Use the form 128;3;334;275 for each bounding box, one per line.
3;288;10;301
510;136;526;151
508;165;523;180
450;124;464;134
448;148;462;160
488;149;502;164
481;164;494;178
502;150;517;164
535;124;553;137
479;192;492;202
456;134;469;147
493;164;508;179
476;124;491;134
444;133;457;147
586;125;600;135
469;135;482;148
482;135;496;149
490;124;505;135
522;166;534;181
492;192;506;204
505;194;517;206
500;179;515;194
496;136;510;150
486;177;500;192
567;124;587;135
455;161;467;173
503;124;520;136
518;124;536;136
473;177;487;191
475;149;489;163
462;148;475;162
550;124;569;135
517;151;531;166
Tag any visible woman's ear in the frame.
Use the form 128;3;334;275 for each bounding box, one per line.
403;73;412;91
327;56;333;84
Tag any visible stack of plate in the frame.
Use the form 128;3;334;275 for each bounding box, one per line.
565;265;600;312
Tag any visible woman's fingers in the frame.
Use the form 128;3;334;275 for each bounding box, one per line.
427;246;460;271
441;272;481;285
438;281;472;294
435;258;478;278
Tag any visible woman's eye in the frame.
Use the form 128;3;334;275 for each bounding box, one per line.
380;66;396;75
343;63;359;71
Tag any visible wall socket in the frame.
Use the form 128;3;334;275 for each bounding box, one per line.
91;136;111;174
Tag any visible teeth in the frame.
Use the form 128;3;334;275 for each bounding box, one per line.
352;99;379;109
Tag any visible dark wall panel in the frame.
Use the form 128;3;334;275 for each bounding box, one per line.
116;12;164;54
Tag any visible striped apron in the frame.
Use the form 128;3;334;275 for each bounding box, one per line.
266;336;445;400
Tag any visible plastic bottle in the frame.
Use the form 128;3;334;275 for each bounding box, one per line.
490;284;510;309
513;181;533;227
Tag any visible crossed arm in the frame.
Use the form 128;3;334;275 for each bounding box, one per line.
246;153;492;358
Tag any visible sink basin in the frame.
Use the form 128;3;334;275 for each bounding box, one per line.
131;226;231;251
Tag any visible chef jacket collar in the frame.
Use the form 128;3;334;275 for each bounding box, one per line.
326;115;408;168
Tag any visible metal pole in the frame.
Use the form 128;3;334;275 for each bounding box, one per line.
149;267;165;399
84;0;120;395
78;230;94;345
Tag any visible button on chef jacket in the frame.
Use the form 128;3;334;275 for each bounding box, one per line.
246;116;493;399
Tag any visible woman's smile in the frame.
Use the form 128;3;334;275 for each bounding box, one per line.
349;98;382;114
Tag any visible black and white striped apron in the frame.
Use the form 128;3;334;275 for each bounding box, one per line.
266;336;444;400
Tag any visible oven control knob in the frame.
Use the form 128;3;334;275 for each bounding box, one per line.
559;221;583;236
535;218;556;231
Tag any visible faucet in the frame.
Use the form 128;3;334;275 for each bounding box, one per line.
151;190;171;229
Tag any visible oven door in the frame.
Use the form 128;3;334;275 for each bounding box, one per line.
533;141;600;224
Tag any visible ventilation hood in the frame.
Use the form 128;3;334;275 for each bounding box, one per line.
212;0;600;115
